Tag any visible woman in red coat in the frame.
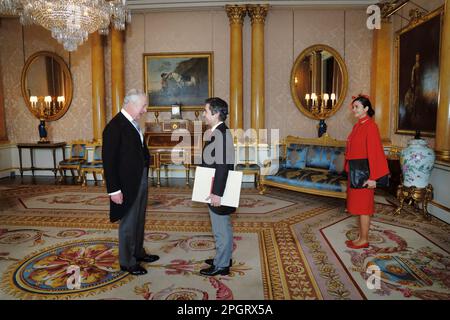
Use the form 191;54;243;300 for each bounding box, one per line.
345;95;389;249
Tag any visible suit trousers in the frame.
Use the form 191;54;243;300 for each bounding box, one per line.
208;207;233;268
118;167;148;268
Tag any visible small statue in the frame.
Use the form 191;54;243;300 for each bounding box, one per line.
38;119;49;143
318;119;327;137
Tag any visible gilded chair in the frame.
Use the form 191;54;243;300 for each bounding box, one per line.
235;138;260;188
58;140;88;183
80;142;103;186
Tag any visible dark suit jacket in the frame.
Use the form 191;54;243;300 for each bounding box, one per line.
202;122;236;215
102;112;150;222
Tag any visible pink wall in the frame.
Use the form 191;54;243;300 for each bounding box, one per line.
0;1;443;146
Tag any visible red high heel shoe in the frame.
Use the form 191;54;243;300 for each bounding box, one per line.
345;240;369;249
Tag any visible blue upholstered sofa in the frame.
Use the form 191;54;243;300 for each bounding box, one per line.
260;134;347;199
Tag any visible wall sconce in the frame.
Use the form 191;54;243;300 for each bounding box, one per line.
304;92;336;108
29;95;65;118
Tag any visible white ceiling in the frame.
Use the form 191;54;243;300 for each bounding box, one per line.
127;0;380;11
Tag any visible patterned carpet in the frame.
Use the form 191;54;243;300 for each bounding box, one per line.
0;184;449;300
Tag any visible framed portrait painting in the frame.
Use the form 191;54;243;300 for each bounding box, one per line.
144;52;213;111
395;7;443;137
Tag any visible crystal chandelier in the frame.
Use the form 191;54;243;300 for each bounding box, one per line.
0;0;131;52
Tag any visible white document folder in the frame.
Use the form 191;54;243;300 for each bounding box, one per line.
192;166;243;208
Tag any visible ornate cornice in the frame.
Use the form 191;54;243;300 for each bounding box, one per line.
408;8;424;24
247;4;269;25
225;4;247;25
379;0;409;19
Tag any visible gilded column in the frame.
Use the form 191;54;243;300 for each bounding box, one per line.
247;4;269;133
435;0;450;162
370;20;392;144
226;5;246;130
0;58;7;143
111;28;125;116
91;32;106;141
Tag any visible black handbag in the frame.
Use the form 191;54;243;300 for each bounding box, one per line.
348;159;389;189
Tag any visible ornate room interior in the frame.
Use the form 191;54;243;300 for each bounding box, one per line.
0;0;449;301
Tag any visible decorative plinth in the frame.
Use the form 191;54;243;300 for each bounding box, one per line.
395;184;433;219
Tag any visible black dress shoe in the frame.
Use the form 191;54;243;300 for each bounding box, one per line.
205;259;232;267
120;264;147;275
137;254;160;263
200;265;230;276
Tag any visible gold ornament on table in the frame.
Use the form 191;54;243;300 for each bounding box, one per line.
304;92;336;118
30;95;66;143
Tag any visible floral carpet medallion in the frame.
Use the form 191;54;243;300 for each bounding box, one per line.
0;227;264;300
321;217;450;299
6;239;130;298
1;185;449;300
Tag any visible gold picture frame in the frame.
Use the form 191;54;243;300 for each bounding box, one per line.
143;52;213;112
394;7;443;137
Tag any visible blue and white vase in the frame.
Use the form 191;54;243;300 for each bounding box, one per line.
400;138;435;188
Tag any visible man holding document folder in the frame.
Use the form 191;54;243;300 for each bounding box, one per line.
199;97;236;277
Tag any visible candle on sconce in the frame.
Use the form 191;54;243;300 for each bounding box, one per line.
44;96;52;116
311;93;317;107
57;96;65;108
305;93;310;106
44;96;51;108
323;93;329;108
330;93;336;105
30;96;38;110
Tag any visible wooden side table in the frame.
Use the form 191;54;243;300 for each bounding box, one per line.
17;142;66;178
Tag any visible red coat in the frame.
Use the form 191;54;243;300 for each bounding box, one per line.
345;116;389;215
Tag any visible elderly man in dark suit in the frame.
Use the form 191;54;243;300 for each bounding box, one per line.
102;89;159;276
200;97;235;276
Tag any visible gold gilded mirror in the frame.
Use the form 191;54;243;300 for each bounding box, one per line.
21;51;73;121
291;44;348;120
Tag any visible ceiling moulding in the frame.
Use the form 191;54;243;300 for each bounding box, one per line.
126;0;377;12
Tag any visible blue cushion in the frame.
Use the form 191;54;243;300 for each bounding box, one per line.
59;159;85;165
71;144;86;158
264;168;346;193
81;162;103;168
305;146;336;169
285;146;308;169
93;146;102;161
329;148;346;174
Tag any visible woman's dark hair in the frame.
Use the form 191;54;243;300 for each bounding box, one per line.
352;95;375;117
205;97;228;121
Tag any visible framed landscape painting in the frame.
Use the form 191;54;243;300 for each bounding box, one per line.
395;8;443;137
144;52;213;111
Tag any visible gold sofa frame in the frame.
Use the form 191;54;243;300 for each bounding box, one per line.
259;133;347;199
